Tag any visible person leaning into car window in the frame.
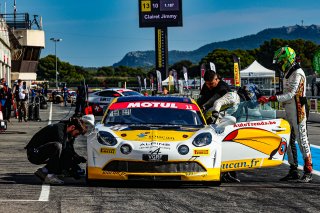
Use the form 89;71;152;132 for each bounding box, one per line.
25;117;87;185
197;69;231;115
197;68;240;183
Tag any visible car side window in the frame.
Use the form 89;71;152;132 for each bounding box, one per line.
97;91;115;97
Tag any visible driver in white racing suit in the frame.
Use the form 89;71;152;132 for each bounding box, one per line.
258;46;312;183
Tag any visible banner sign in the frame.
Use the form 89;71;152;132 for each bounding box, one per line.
183;66;188;88
200;63;206;89
209;62;216;72
139;0;183;28
156;70;162;92
310;99;318;112
233;55;240;87
313;50;320;74
222;78;235;86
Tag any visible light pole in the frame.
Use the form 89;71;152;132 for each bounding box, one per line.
50;38;62;89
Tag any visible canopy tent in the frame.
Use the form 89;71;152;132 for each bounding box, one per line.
240;60;275;78
240;60;276;95
162;75;174;86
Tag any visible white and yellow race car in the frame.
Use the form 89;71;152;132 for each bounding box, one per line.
84;96;290;185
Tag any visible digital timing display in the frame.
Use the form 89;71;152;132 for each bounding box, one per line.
139;0;183;28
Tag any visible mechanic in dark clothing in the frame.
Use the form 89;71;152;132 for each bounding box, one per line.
74;85;87;116
25;117;87;185
197;69;240;183
197;71;231;112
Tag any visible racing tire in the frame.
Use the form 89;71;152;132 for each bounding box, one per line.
40;103;48;109
55;97;61;103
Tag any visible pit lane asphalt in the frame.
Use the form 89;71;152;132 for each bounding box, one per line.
0;103;319;212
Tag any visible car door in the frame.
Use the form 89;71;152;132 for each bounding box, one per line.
219;118;291;172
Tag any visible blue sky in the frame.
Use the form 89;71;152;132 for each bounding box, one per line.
4;0;319;67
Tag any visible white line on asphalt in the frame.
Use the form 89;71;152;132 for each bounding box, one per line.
48;102;53;125
38;184;50;201
0;103;53;203
37;102;53;201
311;144;320;149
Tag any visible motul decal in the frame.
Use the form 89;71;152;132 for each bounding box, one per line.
109;101;199;111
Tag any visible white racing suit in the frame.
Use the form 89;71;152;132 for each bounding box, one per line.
276;68;312;173
207;92;240;123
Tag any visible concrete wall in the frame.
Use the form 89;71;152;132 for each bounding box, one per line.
13;29;45;48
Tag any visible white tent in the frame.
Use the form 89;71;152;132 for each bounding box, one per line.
162;76;174;86
240;60;276;95
240;60;275;78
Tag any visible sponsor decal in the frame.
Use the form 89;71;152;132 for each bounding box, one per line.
299;123;311;155
148;135;175;140
278;138;287;155
139;142;171;150
137;132;150;138
142;148;168;161
185;172;208;176
233;120;276;128
221;159;261;170
193;149;210;156
223;128;282;158
109;125;129;131
102;171;126;176
109;101;199;111
99;97;112;102
100;148;116;155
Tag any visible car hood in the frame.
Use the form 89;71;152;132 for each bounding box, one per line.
102;125;203;142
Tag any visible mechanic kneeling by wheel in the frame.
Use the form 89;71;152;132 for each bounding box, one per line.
25;117;87;185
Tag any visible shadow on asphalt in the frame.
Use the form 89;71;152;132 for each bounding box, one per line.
0;174;211;188
0;173;43;185
1;173;319;189
0;131;27;134
85;180;214;189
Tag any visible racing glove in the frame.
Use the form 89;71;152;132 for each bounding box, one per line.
211;111;220;124
200;106;206;113
258;96;269;104
268;95;277;102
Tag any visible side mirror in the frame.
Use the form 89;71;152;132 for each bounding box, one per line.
82;114;95;136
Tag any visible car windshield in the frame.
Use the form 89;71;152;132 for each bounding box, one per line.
104;103;204;127
225;101;276;122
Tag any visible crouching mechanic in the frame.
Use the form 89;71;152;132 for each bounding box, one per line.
25;117;87;185
258;46;312;183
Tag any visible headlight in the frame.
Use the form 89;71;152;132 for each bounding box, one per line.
97;131;117;146
192;133;212;147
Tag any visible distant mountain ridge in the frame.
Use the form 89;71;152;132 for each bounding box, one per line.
113;24;320;67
